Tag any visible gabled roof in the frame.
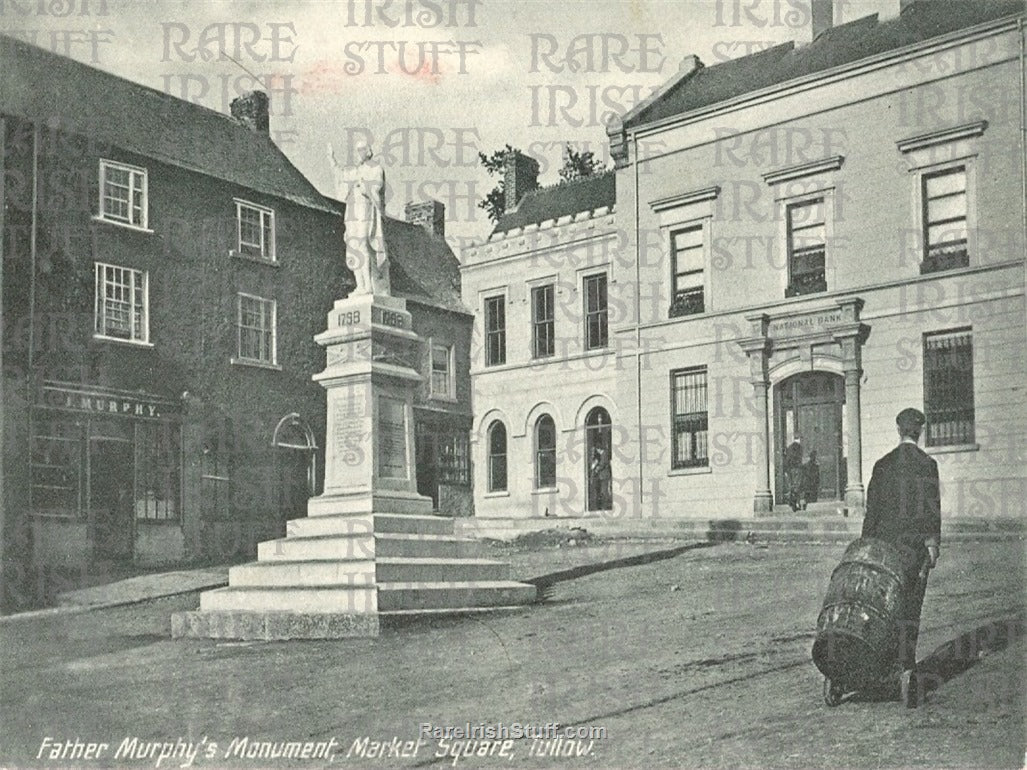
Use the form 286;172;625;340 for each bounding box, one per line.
624;0;1024;130
0;34;336;214
492;171;616;235
383;217;470;315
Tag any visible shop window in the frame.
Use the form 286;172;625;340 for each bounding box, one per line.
534;414;557;489
99;159;147;229
95;262;149;343
671;367;709;469
235;199;276;261
924;329;975;446
487;420;507;492
437;430;470;486
136;422;181;520
583;273;609;350
30;412;84;517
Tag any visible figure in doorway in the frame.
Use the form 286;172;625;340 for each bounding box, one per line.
803;449;821;507
589;446;612;512
784;438;805;512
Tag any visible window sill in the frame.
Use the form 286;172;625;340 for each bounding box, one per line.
135;518;180;525
230;357;282;371
29;512;85;521
926;443;979;455
484;490;510;499
91;215;154;234
669;465;712;477
230;249;279;266
93;334;154;348
428;393;458;404
531;487;559;495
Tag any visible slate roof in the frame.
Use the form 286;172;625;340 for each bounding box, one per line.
383;216;470;315
625;0;1024;129
0;34;335;213
492;171;616;235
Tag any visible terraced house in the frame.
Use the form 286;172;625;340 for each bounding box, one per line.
467;0;1026;526
1;35;471;607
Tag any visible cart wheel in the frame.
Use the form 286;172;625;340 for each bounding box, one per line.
823;677;844;707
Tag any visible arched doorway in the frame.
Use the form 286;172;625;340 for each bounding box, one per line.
774;372;845;504
272;414;316;525
585;407;612;512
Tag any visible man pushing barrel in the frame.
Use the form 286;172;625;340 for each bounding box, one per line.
862;407;941;707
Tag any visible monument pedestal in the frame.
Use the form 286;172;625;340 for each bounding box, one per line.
173;294;535;640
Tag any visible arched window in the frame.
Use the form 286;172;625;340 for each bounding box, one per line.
534;414;557;489
487;421;507;492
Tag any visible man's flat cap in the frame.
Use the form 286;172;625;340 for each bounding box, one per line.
896;408;926;428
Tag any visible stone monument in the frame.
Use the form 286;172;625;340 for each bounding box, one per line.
172;146;535;640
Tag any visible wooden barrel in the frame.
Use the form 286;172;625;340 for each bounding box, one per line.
811;538;916;687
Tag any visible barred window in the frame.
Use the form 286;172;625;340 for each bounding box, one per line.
484;295;506;367
924;329;975;446
99;159;147;228
534;414;557;489
487;420;507;492
531;284;555;359
786;198;827;297
236;293;276;364
922;166;968;273
672;367;709;469
236;200;276;261
583;273;608;350
670;226;705;317
136;422;181;520
95;262;148;342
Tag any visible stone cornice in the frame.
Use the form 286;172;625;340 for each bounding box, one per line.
762;155;844;186
649;186;721;213
896;120;989;153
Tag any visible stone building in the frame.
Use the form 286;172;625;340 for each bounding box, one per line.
465;0;1026;525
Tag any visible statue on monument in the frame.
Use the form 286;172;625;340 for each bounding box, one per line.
328;141;391;296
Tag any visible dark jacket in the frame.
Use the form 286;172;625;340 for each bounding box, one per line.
862;442;941;555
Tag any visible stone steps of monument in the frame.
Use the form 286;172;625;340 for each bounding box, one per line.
287;512;455;538
195;580;537;615
256;533;484;562
377;581;539;612
199;585;377;614
171;609;380;640
229;557;511;587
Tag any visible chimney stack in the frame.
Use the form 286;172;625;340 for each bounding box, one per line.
503;150;540;213
406;199;446;238
230;90;269;133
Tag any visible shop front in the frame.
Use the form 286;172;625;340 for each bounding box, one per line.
30;381;184;568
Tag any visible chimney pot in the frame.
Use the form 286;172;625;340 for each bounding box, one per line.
405;199;446;238
230;90;270;133
503;150;540;213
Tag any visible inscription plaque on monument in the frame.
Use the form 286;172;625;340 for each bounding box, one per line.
378;396;407;479
333;387;367;467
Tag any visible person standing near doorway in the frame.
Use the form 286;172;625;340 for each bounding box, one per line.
784;438;804;512
862;407;941;707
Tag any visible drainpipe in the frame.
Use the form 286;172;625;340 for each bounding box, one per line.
0;116;6;597
633;133;645;519
1020;17;1026;345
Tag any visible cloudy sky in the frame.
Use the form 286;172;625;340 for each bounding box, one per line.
0;0;890;245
